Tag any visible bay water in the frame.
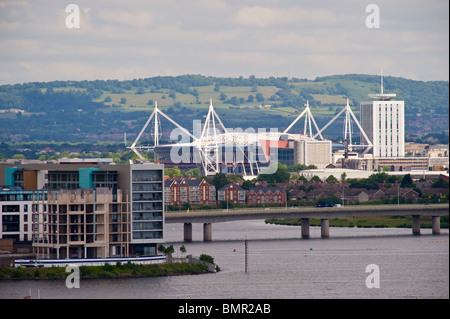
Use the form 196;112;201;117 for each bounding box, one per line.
0;220;448;299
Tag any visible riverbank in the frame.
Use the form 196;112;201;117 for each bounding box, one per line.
265;215;449;228
0;261;214;281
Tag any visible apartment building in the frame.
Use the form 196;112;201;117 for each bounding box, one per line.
0;187;45;243
32;188;130;259
217;183;246;204
164;178;216;206
360;85;405;158
0;161;164;258
247;187;286;205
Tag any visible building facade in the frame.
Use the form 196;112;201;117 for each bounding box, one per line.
129;164;164;256
360;91;405;158
247;187;286;204
0;162;164;258
164;178;216;206
217;183;246;205
0;187;46;243
32;188;130;259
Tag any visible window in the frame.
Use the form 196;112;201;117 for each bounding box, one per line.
2;205;20;212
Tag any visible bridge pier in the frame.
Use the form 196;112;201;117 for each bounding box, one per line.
184;223;192;242
203;223;212;241
412;215;420;235
432;216;440;235
301;218;310;239
321;219;330;238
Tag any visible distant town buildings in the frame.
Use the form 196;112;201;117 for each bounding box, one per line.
0;74;448;264
1;158;448;263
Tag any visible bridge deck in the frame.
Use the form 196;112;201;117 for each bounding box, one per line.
165;204;449;224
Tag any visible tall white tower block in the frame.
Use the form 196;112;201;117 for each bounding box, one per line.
360;70;405;157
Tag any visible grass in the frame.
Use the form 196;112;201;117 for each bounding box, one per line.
92;80;365;130
311;94;347;105
0;261;212;280
265;215;449;229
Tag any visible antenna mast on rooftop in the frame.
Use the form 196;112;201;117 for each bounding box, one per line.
368;68;396;101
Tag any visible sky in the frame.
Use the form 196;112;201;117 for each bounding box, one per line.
0;0;448;85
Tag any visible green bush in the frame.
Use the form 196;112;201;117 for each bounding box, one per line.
199;254;215;264
103;263;114;272
11;268;24;278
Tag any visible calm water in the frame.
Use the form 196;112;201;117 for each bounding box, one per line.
0;221;448;299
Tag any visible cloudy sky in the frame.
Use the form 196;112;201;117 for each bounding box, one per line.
0;0;448;85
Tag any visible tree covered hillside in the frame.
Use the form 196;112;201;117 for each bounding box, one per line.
0;74;448;143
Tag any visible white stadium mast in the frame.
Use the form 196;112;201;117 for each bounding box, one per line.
128;101;197;159
283;100;323;139
198;99;228;175
313;98;373;153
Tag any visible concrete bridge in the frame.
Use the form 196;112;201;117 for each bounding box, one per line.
165;204;449;242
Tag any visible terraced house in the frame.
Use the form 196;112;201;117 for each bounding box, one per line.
217;183;246;205
164;178;216;206
247;187;286;205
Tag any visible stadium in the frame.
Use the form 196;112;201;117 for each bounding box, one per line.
128;99;371;177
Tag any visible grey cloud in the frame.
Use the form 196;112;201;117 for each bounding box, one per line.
0;0;448;84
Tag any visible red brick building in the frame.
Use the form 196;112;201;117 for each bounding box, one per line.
164;178;216;206
247;187;286;204
164;179;182;206
217;183;246;204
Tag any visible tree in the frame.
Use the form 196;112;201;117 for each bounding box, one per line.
255;93;264;102
326;175;338;183
431;177;449;188
158;244;165;254
257;163;290;183
212;172;229;192
165;166;181;178
183;168;202;178
241;180;253;190
166;245;175;257
120;97;127;104
158;244;174;258
400;174;414;188
180;245;187;258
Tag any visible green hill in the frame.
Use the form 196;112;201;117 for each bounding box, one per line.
0;74;448;143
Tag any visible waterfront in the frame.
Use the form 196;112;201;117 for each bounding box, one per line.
0;220;448;299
